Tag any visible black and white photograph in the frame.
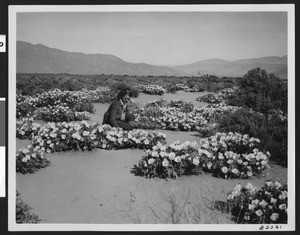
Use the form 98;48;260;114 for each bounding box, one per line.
8;4;295;231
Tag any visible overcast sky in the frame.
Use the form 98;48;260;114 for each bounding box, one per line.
17;12;287;65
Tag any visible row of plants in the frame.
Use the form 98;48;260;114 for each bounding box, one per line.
17;73;237;96
17;89;95;119
175;83;204;92
33;105;90;122
196;87;237;104
16;121;167;174
131;99;240;132
133;100;208;131
132;132;270;179
226;181;287;224
133;84;166;95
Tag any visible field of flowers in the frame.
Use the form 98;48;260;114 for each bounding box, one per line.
16;71;288;225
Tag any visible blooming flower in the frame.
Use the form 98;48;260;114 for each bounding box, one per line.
193;157;200;166
221;166;228;173
255;209;263;217
162;159;169;167
279;204;287;210
270;213;279;221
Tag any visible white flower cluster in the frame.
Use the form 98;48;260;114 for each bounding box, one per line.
198;132;270;178
175;84;202;92
28;121;166;153
135;100;208;131
134;140;201;179
16;117;41;139
134;84;166;95
17;121;166;173
227;181;287;224
198;103;241;122
33;104;90;122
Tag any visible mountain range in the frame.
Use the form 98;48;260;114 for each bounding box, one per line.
17;41;287;79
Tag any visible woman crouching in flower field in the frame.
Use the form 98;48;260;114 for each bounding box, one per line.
102;89;135;131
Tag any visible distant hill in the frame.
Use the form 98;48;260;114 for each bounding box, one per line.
172;56;287;79
17;41;287;79
17;41;188;76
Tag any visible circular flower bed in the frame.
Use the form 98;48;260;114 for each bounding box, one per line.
227;181;287;224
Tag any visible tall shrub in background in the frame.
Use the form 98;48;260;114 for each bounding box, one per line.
228;68;287;115
220;68;287;166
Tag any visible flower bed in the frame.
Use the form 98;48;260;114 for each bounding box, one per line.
198;103;241;123
134;100;208;131
16;87;113;119
196;87;237;104
133;84;166;95
132;141;201;179
34;105;90;122
30;122;166;153
132;132;270;179
175;83;204;92
227;181;287;224
16;121;167;173
196;93;223;104
198;132;270;179
17;118;41;139
16;147;50;174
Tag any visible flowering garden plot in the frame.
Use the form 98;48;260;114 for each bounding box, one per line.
133;84;166;95
196;93;223;104
17;118;41;139
16;121;167;173
17;148;50;174
134;100;208;131
132;141;202;179
132;132;270;179
198;103;241;123
227;181;287;224
17;88;96;120
196;87;237;104
34;105;90;122
198;132;270;179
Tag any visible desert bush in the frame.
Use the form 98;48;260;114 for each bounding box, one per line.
16;191;41;223
227;181;287;224
215;108;287;165
228;68;287;115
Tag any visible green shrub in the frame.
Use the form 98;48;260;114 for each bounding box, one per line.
16;191;41;223
228;68;287;115
216;108;287;165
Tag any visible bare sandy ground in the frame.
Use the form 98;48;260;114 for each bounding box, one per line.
16;91;287;224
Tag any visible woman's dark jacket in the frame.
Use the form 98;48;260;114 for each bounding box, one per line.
102;99;129;127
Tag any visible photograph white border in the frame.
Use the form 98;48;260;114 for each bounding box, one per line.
8;4;295;231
